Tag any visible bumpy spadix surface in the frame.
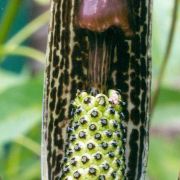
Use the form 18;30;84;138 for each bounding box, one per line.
61;90;126;180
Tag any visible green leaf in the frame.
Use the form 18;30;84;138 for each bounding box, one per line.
155;87;180;105
2;144;21;179
148;137;180;180
0;0;23;44
0;74;43;144
0;70;27;93
0;108;41;145
0;74;43;120
152;0;180;86
16;161;40;180
1;141;40;180
152;87;180;125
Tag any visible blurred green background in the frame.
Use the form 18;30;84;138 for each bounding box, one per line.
0;0;179;179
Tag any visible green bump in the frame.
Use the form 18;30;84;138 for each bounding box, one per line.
61;90;126;180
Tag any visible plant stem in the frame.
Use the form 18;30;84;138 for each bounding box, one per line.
151;0;179;115
6;11;49;47
0;0;23;44
14;135;40;156
0;45;45;64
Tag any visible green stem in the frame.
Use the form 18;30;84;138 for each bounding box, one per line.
151;0;179;115
0;0;23;44
6;11;49;47
14;135;40;156
0;45;45;63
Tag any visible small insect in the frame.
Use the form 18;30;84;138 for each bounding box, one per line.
108;89;120;105
77;0;134;36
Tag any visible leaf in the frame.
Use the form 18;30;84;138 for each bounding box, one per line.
15;161;40;180
155;87;180;105
152;87;180;125
0;70;27;93
152;0;180;86
148;137;180;180
1;140;40;180
0;108;41;145
0;74;43;120
0;74;43;144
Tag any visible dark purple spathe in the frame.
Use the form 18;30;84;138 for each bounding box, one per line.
77;0;133;36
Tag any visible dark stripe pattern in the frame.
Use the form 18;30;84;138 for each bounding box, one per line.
42;0;88;179
42;0;152;179
108;1;152;179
